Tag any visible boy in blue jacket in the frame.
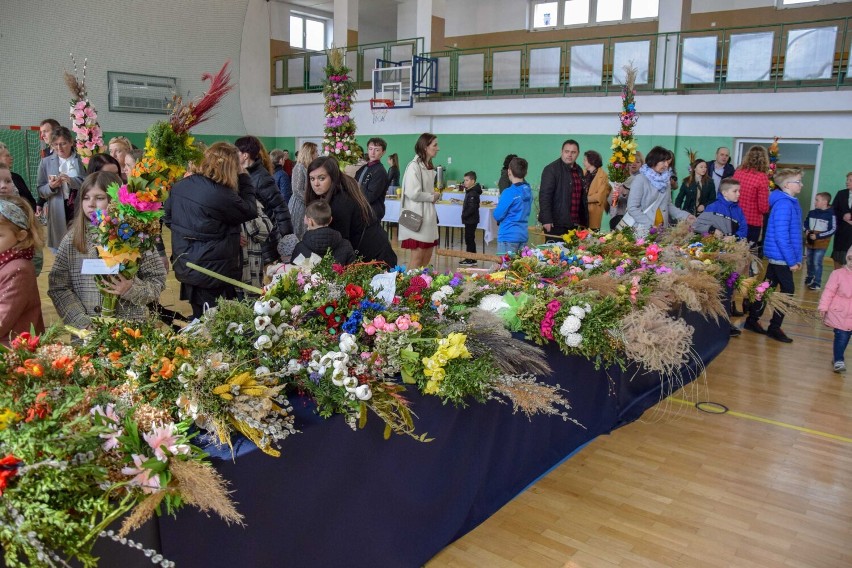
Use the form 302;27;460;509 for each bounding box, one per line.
744;168;804;343
803;191;836;290
494;157;532;255
692;178;747;240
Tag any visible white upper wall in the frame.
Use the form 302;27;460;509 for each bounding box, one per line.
445;0;528;37
0;0;250;135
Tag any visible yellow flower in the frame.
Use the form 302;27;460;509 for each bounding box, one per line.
96;246;141;268
0;408;19;430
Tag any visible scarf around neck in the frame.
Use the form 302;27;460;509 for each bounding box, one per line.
640;164;672;192
0;246;34;269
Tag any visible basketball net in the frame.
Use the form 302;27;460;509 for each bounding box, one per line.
370;98;394;124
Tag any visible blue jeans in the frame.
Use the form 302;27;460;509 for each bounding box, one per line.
497;241;525;255
834;329;851;363
806;247;826;286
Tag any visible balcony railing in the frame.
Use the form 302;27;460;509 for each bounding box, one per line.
272;37;424;94
271;18;850;97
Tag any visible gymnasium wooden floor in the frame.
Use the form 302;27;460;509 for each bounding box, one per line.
36;229;852;568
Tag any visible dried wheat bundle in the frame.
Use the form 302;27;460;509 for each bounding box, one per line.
119;492;166;537
170;459;244;527
575;273;622;297
489;374;582;426
464;310;554;376
619;305;694;375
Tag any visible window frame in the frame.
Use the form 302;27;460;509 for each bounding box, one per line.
290;12;330;52
529;0;659;31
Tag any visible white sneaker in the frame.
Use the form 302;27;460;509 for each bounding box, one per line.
833;361;846;373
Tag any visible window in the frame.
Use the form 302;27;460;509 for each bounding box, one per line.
533;0;658;29
290;14;328;51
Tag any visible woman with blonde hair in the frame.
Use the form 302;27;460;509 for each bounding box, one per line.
289;141;318;239
733;145;771;257
108;136;133;179
399;133;442;268
164;142;259;318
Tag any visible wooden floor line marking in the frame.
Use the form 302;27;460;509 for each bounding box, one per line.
667;397;852;443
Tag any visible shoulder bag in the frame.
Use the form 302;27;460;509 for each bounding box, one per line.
399;163;426;232
616;190;666;231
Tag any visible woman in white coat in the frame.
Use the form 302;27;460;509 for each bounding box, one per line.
398;133;442;268
36;126;85;249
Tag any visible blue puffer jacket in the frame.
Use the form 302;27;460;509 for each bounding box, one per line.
764;190;803;267
494;181;532;243
701;195;748;239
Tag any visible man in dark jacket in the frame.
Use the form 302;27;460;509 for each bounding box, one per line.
291;200;356;265
706;146;735;195
354;137;389;221
460;170;482;265
235;136;294;264
538;139;586;242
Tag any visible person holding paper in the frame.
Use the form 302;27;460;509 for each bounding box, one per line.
48;171;166;330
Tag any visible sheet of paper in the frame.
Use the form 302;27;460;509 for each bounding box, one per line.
370;272;398;305
81;259;121;275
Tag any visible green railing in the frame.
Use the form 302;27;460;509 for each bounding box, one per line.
424;17;850;98
272;37;424;95
271;19;851;97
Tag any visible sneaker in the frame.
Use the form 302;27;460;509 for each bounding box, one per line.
833;361;846;373
459;259;477;266
729;326;741;337
767;328;793;343
743;320;767;335
808;284;821;291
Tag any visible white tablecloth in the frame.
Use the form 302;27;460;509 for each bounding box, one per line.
383;198;499;243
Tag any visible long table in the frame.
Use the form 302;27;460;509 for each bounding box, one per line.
383;197;500;244
92;309;728;568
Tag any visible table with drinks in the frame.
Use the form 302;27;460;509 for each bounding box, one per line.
383;187;501;248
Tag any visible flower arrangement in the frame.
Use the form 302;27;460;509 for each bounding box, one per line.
768;136;780;189
3;224;795;566
607;65;639;184
321;48;360;166
63;54;105;164
91;61;234;316
0;328;241;568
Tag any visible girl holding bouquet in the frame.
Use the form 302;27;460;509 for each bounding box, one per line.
48;171;167;329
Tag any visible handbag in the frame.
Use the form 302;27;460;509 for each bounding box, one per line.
398;163;428;232
616;191;666;231
399;208;423;232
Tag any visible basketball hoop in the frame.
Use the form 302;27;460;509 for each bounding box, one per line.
369;98;394;123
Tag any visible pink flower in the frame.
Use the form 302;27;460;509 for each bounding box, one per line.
373;315;387;329
122;454;161;494
74;100;87;110
143;422;190;462
118;184;162;212
396;316;410;330
364;323;377;335
91;404;123;451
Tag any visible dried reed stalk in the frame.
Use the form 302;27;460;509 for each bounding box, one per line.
436;248;501;263
170;459;245;527
119;492;165;537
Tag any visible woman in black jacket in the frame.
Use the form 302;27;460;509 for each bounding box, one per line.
305;156;397;268
386;153;400;188
164;142;259;318
675;159;716;216
235;136;294;263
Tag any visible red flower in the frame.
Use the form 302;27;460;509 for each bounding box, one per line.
24;391;50;423
576;229;589;240
345;283;364;306
0;454;22;496
10;332;40;352
332;263;345;274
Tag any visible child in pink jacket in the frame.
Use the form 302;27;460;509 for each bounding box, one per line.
818;247;852;373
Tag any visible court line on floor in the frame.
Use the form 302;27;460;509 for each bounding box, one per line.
667;397;852;443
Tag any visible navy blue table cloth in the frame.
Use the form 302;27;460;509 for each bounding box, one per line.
92;309;727;568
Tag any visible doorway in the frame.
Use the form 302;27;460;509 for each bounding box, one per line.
734;139;823;212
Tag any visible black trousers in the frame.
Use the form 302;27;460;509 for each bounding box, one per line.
747;263;794;331
747;224;764;259
464;223;477;254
